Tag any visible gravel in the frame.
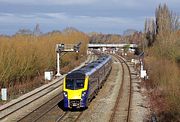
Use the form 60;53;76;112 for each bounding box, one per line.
1;55;150;122
128;62;150;122
76;58;150;122
79;57;123;122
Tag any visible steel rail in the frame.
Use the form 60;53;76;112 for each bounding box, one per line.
16;54;95;122
0;78;64;120
55;112;68;122
74;111;84;122
109;54;132;122
55;55;102;122
18;93;63;122
0;55;94;121
109;54;125;122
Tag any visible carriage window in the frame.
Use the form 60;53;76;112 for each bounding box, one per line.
66;79;74;90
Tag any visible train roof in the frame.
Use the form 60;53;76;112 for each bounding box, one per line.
66;55;111;78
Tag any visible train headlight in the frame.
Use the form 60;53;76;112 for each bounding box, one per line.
82;91;86;97
63;91;68;97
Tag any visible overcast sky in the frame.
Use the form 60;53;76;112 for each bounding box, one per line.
0;0;179;35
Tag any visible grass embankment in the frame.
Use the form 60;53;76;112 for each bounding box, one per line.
145;32;180;121
0;30;89;101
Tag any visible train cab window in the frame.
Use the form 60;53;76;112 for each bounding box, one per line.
66;79;84;90
76;79;84;88
66;79;74;89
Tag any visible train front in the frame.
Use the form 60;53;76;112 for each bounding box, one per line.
63;72;88;109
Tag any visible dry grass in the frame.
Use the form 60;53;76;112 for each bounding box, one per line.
0;31;89;96
145;56;180;121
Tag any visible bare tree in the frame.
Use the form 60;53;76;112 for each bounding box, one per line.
144;18;156;46
155;4;179;34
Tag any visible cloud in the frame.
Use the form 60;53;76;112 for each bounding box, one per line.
0;0;97;5
0;12;128;24
0;12;145;34
0;0;179;34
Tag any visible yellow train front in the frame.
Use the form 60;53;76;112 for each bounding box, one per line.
63;56;112;109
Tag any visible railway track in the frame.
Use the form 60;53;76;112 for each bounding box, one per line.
110;54;132;122
55;110;83;122
0;54;97;122
0;53;132;122
19;92;84;122
35;54;131;122
0;77;64;121
18;93;63;122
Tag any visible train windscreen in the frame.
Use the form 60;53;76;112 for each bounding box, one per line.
66;79;85;90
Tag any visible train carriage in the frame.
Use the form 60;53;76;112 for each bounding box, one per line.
63;55;112;109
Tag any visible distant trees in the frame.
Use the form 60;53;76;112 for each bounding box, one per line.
33;24;42;36
89;34;122;44
89;32;144;45
16;24;42;36
16;29;33;35
123;29;137;36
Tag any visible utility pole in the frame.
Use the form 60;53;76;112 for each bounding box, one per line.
55;42;81;77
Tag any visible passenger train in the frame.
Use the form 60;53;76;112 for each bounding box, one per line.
63;55;112;109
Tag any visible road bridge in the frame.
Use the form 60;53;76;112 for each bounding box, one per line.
88;44;138;48
87;43;138;54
